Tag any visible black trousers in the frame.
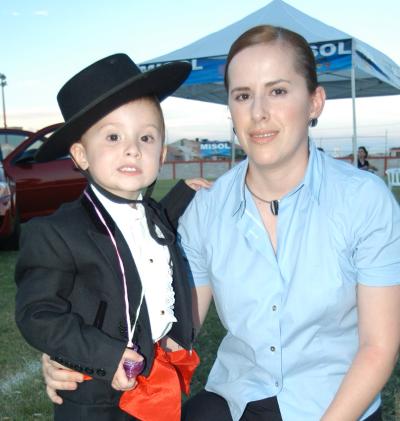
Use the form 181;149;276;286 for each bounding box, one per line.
54;401;138;421
181;390;382;421
182;390;282;421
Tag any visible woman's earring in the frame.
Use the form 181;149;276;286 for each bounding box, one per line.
309;118;318;127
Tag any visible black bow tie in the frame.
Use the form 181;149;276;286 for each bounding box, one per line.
84;170;175;246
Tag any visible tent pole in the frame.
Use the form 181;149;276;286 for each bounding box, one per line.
351;39;358;166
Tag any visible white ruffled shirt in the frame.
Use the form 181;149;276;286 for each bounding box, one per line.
91;186;177;342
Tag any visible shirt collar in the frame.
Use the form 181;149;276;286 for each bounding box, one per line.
231;140;324;218
232;159;249;218
303;140;323;204
91;184;146;221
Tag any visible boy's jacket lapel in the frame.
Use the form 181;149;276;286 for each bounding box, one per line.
81;189;146;325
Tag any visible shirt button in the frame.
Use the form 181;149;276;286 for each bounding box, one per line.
272;305;277;311
149;258;154;263
161;310;165;315
270;346;276;352
275;381;279;387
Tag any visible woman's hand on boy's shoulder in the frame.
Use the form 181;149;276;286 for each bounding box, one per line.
111;348;143;391
184;178;213;192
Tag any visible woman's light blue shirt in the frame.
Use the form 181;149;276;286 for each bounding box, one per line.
178;142;400;421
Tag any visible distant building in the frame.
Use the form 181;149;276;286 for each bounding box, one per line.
167;138;246;161
166;138;201;161
389;147;400;157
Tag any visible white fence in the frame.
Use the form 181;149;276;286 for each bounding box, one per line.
159;156;400;180
312;134;400;158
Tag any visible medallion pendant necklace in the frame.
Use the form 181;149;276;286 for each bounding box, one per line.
246;183;280;216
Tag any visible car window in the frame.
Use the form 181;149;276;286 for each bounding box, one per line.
13;139;44;164
25;139;44;154
14;131;70;164
38;131;70;160
0;133;30;159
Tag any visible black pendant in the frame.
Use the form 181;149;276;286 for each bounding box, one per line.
270;200;279;216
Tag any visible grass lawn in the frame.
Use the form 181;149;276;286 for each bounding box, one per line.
1;181;399;420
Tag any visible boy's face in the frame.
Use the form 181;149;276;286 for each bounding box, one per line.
70;98;166;200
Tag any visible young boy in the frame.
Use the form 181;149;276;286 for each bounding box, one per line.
15;54;203;420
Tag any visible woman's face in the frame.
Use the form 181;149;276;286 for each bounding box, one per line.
358;148;367;159
227;42;325;172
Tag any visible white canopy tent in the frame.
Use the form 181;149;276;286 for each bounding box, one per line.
142;0;400;163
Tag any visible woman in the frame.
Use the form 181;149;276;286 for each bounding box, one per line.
358;146;378;172
178;26;400;421
42;26;400;421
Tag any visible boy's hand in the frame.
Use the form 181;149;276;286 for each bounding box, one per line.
184;178;212;191
42;353;84;405
111;348;144;391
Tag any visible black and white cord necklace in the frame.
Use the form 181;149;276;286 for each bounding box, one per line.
246;184;280;216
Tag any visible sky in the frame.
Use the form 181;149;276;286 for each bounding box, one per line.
2;0;400;154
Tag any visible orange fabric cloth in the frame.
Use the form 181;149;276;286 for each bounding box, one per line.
119;344;199;421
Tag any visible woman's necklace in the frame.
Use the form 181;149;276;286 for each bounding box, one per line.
246;183;280;216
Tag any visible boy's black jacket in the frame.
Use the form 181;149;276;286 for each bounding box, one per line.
15;180;195;408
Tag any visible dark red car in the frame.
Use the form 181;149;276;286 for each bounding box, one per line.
0;124;87;247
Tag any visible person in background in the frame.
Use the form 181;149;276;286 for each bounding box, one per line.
358;146;378;172
15;53;209;421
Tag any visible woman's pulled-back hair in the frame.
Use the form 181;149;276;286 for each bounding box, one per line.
224;25;318;94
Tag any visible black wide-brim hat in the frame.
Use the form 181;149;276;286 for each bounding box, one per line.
36;54;191;162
